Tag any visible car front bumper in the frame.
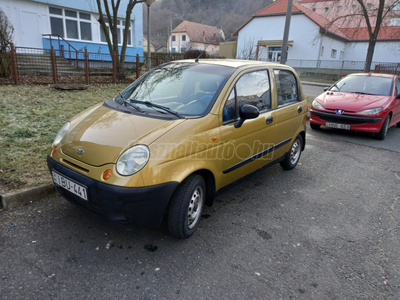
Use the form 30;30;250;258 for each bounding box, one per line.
47;156;179;228
310;109;383;133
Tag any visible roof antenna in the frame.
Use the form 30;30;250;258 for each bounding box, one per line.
195;44;209;62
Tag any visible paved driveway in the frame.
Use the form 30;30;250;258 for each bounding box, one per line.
1;123;399;299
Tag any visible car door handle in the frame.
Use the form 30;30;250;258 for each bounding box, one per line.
298;106;303;113
266;116;273;124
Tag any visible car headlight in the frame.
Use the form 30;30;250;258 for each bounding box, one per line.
116;145;150;176
312;99;325;111
52;122;70;147
356;107;382;115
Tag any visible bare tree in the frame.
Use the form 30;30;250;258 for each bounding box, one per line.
95;0;146;76
0;8;14;77
0;8;13;49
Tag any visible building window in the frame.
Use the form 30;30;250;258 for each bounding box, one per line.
389;18;400;25
49;7;92;41
367;3;372;10
338;6;342;12
352;5;357;10
182;35;186;41
172;35;176;42
340;51;344;59
321;46;324;57
171;47;176;53
312;8;316;12
100;19;131;45
324;7;329;13
394;3;400;10
181;47;186;53
331;49;337;58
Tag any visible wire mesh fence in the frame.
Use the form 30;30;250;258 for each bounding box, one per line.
2;43;399;85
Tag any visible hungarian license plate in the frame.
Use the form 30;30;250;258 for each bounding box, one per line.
325;122;350;130
52;171;88;201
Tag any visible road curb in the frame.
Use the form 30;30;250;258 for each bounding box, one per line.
1;183;58;210
301;81;332;87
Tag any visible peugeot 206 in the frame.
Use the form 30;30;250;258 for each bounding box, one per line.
47;59;308;238
310;73;400;140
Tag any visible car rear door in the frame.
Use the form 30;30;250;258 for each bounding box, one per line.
271;68;307;159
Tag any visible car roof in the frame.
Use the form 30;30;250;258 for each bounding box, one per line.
348;73;396;79
173;59;289;70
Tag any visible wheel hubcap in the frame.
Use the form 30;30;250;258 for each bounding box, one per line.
187;186;204;229
290;139;300;165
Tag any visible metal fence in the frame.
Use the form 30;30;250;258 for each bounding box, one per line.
1;43;399;85
0;43;186;85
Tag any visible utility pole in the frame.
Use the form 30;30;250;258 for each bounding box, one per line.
280;0;293;65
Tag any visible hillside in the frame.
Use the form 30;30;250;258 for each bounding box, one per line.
144;0;274;50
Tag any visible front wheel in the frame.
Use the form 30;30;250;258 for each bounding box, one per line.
376;115;390;140
168;174;206;239
280;135;303;170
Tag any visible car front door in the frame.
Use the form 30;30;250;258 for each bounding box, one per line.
218;69;279;189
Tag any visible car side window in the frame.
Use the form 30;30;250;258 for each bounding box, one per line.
274;69;300;106
396;78;400;96
223;70;271;123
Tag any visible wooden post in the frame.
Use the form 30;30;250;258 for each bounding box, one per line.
156;56;159;66
112;52;117;84
10;43;18;85
85;48;89;85
136;54;140;79
51;46;58;84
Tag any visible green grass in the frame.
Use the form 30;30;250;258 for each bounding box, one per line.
0;84;127;192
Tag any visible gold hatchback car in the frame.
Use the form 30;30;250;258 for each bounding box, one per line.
47;59;307;238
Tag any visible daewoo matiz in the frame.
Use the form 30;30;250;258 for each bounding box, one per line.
47;59;308;238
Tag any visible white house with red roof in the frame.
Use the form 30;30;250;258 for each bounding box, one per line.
234;0;400;68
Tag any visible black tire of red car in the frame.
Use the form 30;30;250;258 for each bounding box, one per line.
310;122;321;130
376;115;391;140
397;121;400;128
280;134;303;170
168;174;206;239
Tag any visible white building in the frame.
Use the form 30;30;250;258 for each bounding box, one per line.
0;0;144;57
234;0;400;68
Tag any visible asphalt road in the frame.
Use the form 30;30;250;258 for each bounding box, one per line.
302;82;327;99
1;123;400;299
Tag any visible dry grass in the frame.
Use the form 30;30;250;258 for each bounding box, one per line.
0;84;127;193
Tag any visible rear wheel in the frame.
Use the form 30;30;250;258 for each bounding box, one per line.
376;115;391;140
310;122;320;130
168;174;205;239
280;135;303;170
396;121;400;128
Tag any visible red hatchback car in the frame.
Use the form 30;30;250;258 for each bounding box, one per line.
310;73;400;140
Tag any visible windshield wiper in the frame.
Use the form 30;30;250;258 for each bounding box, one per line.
119;93;144;113
141;101;183;118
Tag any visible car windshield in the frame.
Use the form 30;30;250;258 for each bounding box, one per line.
330;75;393;96
115;62;234;117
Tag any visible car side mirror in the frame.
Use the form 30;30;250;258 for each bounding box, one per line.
234;104;259;128
323;87;330;92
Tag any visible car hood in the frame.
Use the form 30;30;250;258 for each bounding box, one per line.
61;105;186;166
318;92;390;111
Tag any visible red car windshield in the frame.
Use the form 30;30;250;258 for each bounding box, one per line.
330;75;393;96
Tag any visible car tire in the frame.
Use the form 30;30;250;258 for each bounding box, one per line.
168;174;206;239
376;115;391;140
396;121;400;128
280;134;303;170
310;122;321;130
